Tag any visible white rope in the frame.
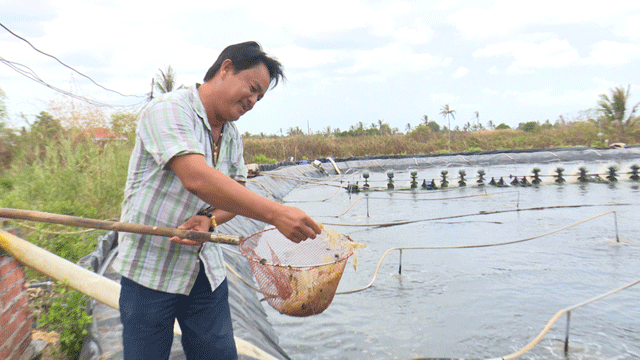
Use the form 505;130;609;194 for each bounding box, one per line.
485;278;640;360
337;210;617;294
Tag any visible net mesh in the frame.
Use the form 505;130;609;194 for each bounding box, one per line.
239;228;353;317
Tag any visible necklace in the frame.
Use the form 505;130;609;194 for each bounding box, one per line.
210;126;223;166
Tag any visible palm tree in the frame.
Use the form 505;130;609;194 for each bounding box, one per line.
440;104;456;151
349;121;365;136
473;110;484;130
154;65;181;94
597;85;639;135
377;119;392;135
287;126;304;136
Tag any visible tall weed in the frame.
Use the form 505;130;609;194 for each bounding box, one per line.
1;131;132;262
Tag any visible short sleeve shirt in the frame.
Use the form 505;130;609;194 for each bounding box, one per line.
113;84;248;295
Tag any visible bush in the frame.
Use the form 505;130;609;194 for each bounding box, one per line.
37;280;93;359
0;176;12;190
518;121;539;132
250;153;278;164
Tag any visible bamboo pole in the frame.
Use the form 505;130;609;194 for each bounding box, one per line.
0;208;241;245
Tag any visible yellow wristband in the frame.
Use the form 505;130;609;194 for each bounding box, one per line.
210;215;217;229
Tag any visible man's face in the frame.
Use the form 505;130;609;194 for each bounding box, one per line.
219;62;270;122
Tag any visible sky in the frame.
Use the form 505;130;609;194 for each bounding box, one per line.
1;0;640;135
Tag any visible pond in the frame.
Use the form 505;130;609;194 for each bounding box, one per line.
265;160;640;360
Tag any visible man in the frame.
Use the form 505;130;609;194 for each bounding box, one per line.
114;41;321;360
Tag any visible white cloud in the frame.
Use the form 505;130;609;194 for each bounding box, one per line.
246;0;401;37
452;66;469;78
450;0;640;39
481;88;499;96
473;39;581;73
502;88;598;108
621;13;640;41
393;26;434;45
591;77;626;91
344;45;449;80
487;66;500;75
588;41;640;65
436;0;458;11
272;46;339;70
430;93;461;107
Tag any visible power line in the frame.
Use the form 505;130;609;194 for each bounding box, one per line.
0;22;145;99
0;55;147;109
0;55;112;107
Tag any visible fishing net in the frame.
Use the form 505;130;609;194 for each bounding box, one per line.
239;228;353;317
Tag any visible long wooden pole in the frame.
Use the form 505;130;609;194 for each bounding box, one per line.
0;208;241;245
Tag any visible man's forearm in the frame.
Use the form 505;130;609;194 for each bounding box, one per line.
170;154;320;242
171;155;280;225
210;208;236;226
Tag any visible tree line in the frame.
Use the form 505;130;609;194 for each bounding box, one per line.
1;63;638;167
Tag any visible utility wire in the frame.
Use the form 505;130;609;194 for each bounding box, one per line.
0;55;146;109
0;22;145;99
0;55;113;107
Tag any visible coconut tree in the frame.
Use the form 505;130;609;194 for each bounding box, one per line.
349;121;365;136
287;126;304;136
473;110;484;130
597;85;639;136
154;65;183;94
440;103;456;151
377;119;392;135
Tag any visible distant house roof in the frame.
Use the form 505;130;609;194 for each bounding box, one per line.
83;128;128;141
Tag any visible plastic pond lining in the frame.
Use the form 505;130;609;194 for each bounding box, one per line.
79;146;640;360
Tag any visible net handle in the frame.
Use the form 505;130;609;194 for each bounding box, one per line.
0;208;242;245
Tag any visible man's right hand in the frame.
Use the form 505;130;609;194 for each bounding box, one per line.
273;205;322;243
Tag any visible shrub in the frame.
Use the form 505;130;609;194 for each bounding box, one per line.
250;153;278;164
0;176;12;190
37;280;93;359
518;121;539;132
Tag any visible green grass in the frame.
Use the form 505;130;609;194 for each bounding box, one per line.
0;131;130;264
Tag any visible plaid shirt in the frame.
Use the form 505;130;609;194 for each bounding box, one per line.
113;85;248;294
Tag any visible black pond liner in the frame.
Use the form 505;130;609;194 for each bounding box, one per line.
77;163;327;360
77;146;640;359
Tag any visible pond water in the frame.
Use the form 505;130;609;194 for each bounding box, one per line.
265;160;640;360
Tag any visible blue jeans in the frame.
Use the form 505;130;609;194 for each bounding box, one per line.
119;263;238;360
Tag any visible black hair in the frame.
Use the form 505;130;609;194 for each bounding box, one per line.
203;41;284;88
